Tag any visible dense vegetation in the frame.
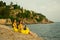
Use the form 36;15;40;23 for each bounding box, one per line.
0;1;46;23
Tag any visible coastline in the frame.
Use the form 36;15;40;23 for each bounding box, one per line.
0;19;54;25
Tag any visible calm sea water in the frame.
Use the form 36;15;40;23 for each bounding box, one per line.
27;22;60;40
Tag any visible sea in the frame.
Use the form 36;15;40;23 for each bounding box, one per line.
27;22;60;40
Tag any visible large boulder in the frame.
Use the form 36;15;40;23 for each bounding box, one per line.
0;25;43;40
0;19;6;24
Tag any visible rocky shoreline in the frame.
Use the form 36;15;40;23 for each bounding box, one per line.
0;19;53;25
0;25;43;40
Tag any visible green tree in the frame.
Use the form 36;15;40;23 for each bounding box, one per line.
14;4;20;9
25;10;30;18
0;1;6;6
0;1;3;6
0;8;10;18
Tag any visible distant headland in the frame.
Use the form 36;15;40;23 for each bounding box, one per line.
0;1;53;24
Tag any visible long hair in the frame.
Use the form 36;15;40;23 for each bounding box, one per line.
24;25;26;30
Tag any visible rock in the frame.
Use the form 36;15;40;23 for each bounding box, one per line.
0;19;12;25
0;25;43;40
41;18;53;24
0;19;6;24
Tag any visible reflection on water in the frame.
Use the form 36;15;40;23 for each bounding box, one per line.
27;22;60;40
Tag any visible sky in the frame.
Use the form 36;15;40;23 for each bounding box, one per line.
1;0;60;22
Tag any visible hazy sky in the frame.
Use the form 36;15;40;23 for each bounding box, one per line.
1;0;60;22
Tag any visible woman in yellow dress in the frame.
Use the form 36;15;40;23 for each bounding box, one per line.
21;25;35;36
12;20;18;32
18;21;24;32
18;20;33;35
21;25;30;34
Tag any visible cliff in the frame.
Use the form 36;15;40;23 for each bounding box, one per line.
0;1;53;24
0;25;43;40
